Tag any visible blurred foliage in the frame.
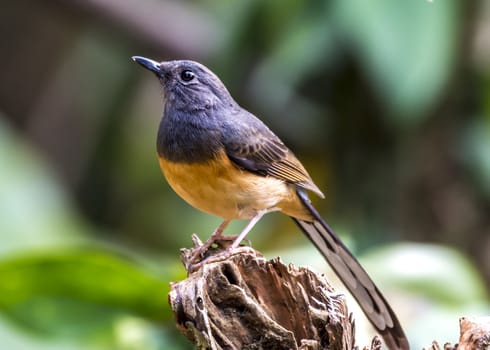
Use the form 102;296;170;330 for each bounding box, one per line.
0;117;185;349
331;0;460;123
0;250;171;328
0;117;85;255
0;0;489;349
365;243;488;306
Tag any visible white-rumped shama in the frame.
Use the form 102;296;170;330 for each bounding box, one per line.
132;56;409;350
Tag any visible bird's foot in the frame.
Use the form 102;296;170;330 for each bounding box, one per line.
187;244;256;273
189;233;233;262
185;234;253;273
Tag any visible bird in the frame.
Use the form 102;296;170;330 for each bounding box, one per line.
132;55;410;350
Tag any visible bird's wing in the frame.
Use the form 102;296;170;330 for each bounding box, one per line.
222;110;324;198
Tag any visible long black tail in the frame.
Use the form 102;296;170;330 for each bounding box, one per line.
292;189;409;350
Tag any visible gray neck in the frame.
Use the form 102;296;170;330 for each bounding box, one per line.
156;107;223;163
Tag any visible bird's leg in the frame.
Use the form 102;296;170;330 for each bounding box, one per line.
229;210;266;250
190;211;267;267
205;219;232;243
190;219;231;263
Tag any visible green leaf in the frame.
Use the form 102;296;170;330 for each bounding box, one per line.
250;6;334;108
362;242;489;306
0;117;88;256
0;249;175;339
332;0;460;124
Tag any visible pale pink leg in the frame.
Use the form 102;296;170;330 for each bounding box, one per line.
191;210;269;266
190;220;231;263
208;219;231;241
230;211;266;250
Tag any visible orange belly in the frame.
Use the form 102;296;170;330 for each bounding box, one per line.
157;151;312;220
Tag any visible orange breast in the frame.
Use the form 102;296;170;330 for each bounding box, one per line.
157;151;312;221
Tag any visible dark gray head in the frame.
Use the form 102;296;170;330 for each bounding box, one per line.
132;56;236;111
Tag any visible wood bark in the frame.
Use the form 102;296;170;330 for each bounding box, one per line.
169;236;490;350
168;236;380;350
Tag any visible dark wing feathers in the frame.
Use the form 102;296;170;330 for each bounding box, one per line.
222;109;324;198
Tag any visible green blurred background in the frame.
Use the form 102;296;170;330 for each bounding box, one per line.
1;0;489;349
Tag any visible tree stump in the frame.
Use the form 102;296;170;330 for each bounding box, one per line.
458;316;490;350
168;235;380;350
168;236;490;349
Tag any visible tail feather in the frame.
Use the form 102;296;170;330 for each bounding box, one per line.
293;189;409;350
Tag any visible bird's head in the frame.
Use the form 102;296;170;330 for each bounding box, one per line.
132;56;235;111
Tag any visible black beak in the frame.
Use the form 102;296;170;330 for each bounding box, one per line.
132;56;162;75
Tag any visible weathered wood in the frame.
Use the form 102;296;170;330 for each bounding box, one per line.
458;316;490;350
424;316;490;350
168;236;380;350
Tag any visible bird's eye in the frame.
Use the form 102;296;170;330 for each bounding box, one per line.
180;70;195;82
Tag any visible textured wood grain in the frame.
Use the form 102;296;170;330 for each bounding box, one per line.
168;236;381;350
459;316;490;350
